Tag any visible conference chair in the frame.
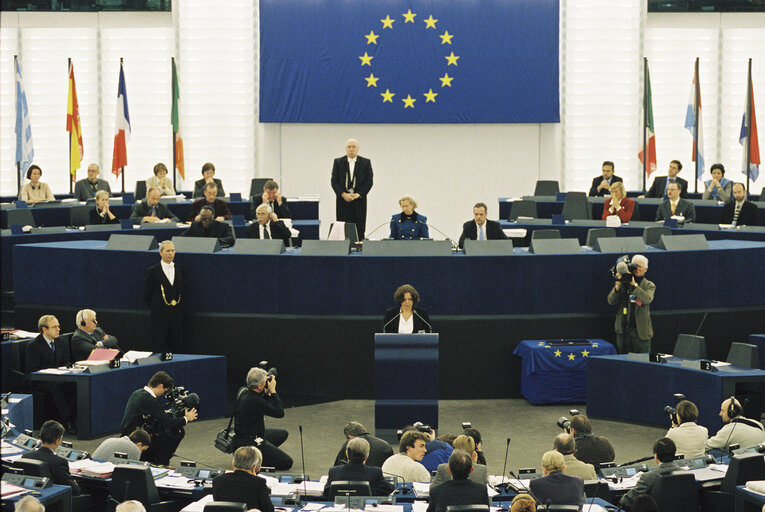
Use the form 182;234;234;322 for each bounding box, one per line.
561;191;591;220
223;219;237;244
583;480;610;502
508;200;537;220
673;334;707;359
13;459;51;478
328;481;372;499
759;186;764;201
69;205;91;227
329;222;359;243
642;226;671;245
203;503;247;512
727;342;759;368
630;201;641;221
584;228;616;247
534;180;560;196
652;471;699;512
6;208;36;229
531;229;561;240
249;178;273;199
108;465;180;512
135;180;147;201
702;452;765;512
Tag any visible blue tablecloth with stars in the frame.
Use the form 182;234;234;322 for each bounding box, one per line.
513;339;616;404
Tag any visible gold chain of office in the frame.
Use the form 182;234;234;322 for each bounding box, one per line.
160;284;181;307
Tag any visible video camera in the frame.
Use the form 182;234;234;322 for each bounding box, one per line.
165;386;200;416
610;255;638;283
556;409;581;433
663;393;686;424
258;360;278;383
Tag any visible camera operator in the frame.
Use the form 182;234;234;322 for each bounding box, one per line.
233;367;293;470
607;254;655;353
120;371;198;465
665;400;707;458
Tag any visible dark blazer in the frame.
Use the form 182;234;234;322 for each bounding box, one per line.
618;462;678;511
193;178;225;198
89;207;120;225
120;388;186;435
529;470;584;507
71;327;120;362
212;470;273;512
426;478;489;512
334;433;394;468
245;220;291;245
602;197;635;223
589;175;623;197
22;447;81;495
187;198;232;222
144;262;183;311
655;198;696;222
25;334;72;373
182;220;235;247
74;178;111;201
573;433;616;469
382;306;431;333
390;212;429;240
331;156;374;198
646;176;689;199
324;462;394;497
129;200;179;223
234;389;285;442
458;219;507;248
250;197;291;219
720;201;758;226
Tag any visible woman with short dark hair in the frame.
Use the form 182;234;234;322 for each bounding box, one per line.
382;284;431;333
665;399;707;458
20;165;55;204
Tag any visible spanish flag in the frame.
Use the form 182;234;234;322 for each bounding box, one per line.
66;61;83;179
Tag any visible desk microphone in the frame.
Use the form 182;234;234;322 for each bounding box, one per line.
299;425;307;506
363;222;391;240
382;313;401;332
413;310;432;333
694;312;708;336
416;220;458;250
171;452;224;471
497;437;511;490
618;455;653;467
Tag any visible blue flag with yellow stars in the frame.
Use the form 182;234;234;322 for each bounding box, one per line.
259;0;559;123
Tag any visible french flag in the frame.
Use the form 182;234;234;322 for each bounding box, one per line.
111;62;131;177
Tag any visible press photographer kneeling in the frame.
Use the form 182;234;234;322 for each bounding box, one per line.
120;371;198;465
607;254;655;354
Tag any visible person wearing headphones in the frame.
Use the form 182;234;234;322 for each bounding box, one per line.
71;309;121;362
706;397;765;453
245;203;291;245
665;400;707;458
510;493;536;512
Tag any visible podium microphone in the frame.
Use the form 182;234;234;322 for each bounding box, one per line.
382;313;401;332
299;425;307;505
417;221;458;250
363;221;390;240
413;310;432;333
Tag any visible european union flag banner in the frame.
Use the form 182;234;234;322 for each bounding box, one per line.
259;0;559;123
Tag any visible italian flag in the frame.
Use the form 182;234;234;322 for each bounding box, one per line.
639;63;657;176
172;59;185;180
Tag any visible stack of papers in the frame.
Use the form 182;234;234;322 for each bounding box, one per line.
181;494;215;512
36;368;70;375
9;329;37;339
293;480;325;496
155;474;196;489
70;460;115;478
746;480;765;495
412;482;429;498
1;481;28;498
122;351;153;363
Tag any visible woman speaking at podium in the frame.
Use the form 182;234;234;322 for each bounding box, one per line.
382;284;432;333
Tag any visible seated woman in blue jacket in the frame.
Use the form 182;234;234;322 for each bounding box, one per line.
389;195;429;240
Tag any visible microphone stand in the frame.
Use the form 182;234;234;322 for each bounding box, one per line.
419;221;458;250
299;425;307;508
497;437;511;491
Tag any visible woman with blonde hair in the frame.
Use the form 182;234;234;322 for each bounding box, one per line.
602;181;635;223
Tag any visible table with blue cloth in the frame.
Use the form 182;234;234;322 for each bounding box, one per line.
2;394;33;433
586;354;765;431
30;354;226;439
513;339;616;404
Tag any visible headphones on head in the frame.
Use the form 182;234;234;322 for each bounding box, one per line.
510;494;535;511
728;396;742;419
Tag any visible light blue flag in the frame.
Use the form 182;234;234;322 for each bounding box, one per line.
15;58;34;193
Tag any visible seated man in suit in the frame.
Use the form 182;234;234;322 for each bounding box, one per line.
182;206;235;247
25;315;76;434
92;428;150;461
251;179;291;220
589;160;623;197
645;160;689;199
246;203;291;245
212;446;274;512
188;182;232;222
74;163;111;201
655;182;696;223
720;182;758;226
430;434;487;489
129;187;180;224
458;202;508;249
554;433;596;480
21;420;81;495
192;162;225;199
619;438;679;511
529;450;584;507
71;308;120;362
427;450;489;512
333;421;393;468
381;430;431;482
324;437;394;497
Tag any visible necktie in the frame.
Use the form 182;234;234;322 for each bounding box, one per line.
50;342;55;353
478;225;485;240
263;226;270;239
151;206;157;217
733;204;742;224
671;202;677;215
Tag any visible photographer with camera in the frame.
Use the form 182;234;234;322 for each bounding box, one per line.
607;254;655;353
233;366;293;470
664;399;707;458
120;371;198;465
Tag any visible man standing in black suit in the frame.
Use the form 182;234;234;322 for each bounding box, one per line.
720;182;759;226
333;421;393;468
25;315;76;434
458;202;508;249
212;446;274;512
332;139;373;239
246;203;292;245
589;161;623;197
427;450;489;512
325;438;394;497
645;160;689;199
144;241;183;354
21;420;81;495
182;206;235;247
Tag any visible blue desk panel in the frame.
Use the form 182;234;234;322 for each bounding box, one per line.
514;339;616;404
586;354;765;431
13;240;765;316
750;334;765;370
0;483;71;512
3;394;34;433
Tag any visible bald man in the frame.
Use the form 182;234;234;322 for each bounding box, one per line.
331;139;373;239
706;397;765;452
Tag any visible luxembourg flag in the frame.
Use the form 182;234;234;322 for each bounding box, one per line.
111;61;131;177
684;68;704;179
740;68;760;182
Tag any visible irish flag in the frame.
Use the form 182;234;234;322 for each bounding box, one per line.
172;58;185;180
112;61;131;177
638;62;657;176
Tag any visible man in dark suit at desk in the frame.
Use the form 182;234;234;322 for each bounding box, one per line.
645;160;689;199
529;450;584;508
619;438;679;511
570;415;615;470
719;182;759;226
73;163;111;201
25;315;76;434
589;161;623;197
655;182;696;223
246;203;292;245
144;241;184;354
251;179;291;220
130;187;180;224
71;308;120;362
427;450;489;512
333;421;393;468
212;446;274;512
188;182;232;222
332;138;373;239
324;438;394;497
458;202;508;249
21;420;81;496
182;206;235;247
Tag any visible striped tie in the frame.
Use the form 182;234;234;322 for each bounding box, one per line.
733;203;742;224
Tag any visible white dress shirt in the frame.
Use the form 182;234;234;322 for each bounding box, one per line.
348;157;357;181
260;223;271;239
161;260;175;285
398;312;414;334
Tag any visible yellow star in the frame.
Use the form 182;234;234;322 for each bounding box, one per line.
380;15;395;29
402;94;416;108
423;89;438;102
439;73;454;87
582;350;590;357
380;89;395;103
402;9;416;23
365;30;379;45
554;350;562;357
538;341;545;346
445;52;460;66
364;73;379;87
568;353;576;361
359;52;373;66
423;15;437;29
439;30;454;45
592;343;599;347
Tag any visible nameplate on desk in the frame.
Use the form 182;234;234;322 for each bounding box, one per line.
84;362;111;374
680;359;718;372
627;353;650;362
135;354;163;365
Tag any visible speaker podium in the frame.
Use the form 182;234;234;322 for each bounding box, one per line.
374;333;439;443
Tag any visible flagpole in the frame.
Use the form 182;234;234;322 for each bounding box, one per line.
120;57;126;194
745;58;753;195
642;58;648;193
693;58;700;194
68;57;73;195
15;55;22;196
172;57;177;191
